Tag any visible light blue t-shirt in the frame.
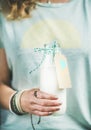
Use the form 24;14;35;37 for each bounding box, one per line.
0;0;91;130
0;24;3;48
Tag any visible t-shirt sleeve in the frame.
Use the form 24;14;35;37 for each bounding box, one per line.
0;13;12;71
0;13;3;48
0;40;3;48
0;27;3;48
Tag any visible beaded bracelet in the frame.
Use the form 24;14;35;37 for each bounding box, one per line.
9;91;17;114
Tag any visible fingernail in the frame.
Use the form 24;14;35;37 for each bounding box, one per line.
58;103;62;105
57;102;62;105
48;112;53;115
56;109;60;111
54;95;58;98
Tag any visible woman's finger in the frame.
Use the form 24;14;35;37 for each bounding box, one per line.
36;90;58;100
31;110;53;116
30;104;60;112
34;98;61;106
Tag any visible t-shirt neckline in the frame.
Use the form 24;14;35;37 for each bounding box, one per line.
36;0;74;8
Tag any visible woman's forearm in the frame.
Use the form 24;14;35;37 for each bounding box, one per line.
0;49;15;110
0;83;15;109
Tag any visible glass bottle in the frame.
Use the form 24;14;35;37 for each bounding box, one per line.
40;42;67;115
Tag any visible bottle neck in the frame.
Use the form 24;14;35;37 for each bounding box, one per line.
41;40;61;67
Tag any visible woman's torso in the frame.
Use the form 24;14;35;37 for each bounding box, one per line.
0;0;91;129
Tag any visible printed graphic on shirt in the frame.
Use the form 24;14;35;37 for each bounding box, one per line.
21;20;81;49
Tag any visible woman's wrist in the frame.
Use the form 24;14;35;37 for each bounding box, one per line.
9;90;27;115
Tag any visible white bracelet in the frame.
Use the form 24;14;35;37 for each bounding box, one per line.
15;90;26;114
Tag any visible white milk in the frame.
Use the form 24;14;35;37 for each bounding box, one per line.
40;54;67;115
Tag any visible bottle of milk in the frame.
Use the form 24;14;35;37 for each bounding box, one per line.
40;43;67;115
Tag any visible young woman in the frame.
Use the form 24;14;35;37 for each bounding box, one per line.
0;0;91;130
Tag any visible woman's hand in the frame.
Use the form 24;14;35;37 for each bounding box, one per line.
20;88;61;116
